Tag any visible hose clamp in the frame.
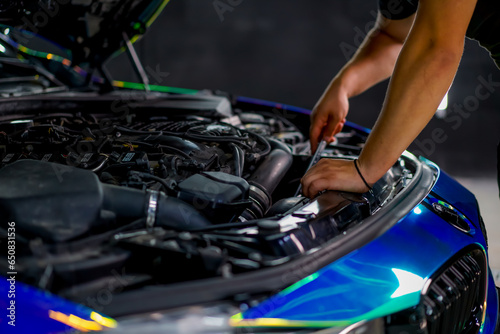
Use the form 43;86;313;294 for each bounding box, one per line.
146;190;159;231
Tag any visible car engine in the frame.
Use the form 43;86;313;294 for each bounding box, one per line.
0;92;412;305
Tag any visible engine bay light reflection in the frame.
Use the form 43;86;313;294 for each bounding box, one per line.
48;310;117;332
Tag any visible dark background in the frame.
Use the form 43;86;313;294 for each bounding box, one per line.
107;0;500;177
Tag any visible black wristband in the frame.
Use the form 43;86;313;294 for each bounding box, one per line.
353;159;372;190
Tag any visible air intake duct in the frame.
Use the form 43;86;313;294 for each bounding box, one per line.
241;139;293;220
0;160;210;243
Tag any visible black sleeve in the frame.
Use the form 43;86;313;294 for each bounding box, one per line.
378;0;418;20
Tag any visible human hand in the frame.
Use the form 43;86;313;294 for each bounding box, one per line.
300;158;370;198
310;84;349;152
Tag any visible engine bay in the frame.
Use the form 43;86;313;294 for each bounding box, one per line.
0;92;414;305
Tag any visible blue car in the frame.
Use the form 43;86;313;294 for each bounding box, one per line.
0;1;498;333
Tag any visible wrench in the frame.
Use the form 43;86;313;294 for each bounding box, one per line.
295;139;328;196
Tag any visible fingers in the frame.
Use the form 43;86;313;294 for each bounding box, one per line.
320;115;346;144
301;159;329;198
309;112;327;152
323;114;340;143
300;159;367;198
332;118;346;138
303;177;329;198
309;123;321;153
310;114;346;151
310;86;349;149
301;170;321;198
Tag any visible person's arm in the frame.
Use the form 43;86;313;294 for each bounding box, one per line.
310;12;415;152
302;0;478;197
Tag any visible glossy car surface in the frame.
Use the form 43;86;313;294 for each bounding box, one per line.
0;1;498;333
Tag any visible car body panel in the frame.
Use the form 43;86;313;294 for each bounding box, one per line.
234;162;498;331
0;277;116;332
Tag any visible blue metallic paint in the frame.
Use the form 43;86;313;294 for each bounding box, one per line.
0;278;102;333
241;159;499;331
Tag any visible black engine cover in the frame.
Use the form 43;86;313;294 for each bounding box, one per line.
0;160;103;243
177;171;251;223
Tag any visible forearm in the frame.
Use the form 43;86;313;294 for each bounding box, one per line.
303;0;476;197
334;28;404;98
327;12;414;100
309;13;415;150
358;36;463;182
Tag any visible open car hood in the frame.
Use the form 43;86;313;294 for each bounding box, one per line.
0;0;170;67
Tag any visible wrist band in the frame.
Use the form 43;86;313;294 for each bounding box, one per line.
353;159;372;190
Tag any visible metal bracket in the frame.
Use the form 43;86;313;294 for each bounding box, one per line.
123;31;150;92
